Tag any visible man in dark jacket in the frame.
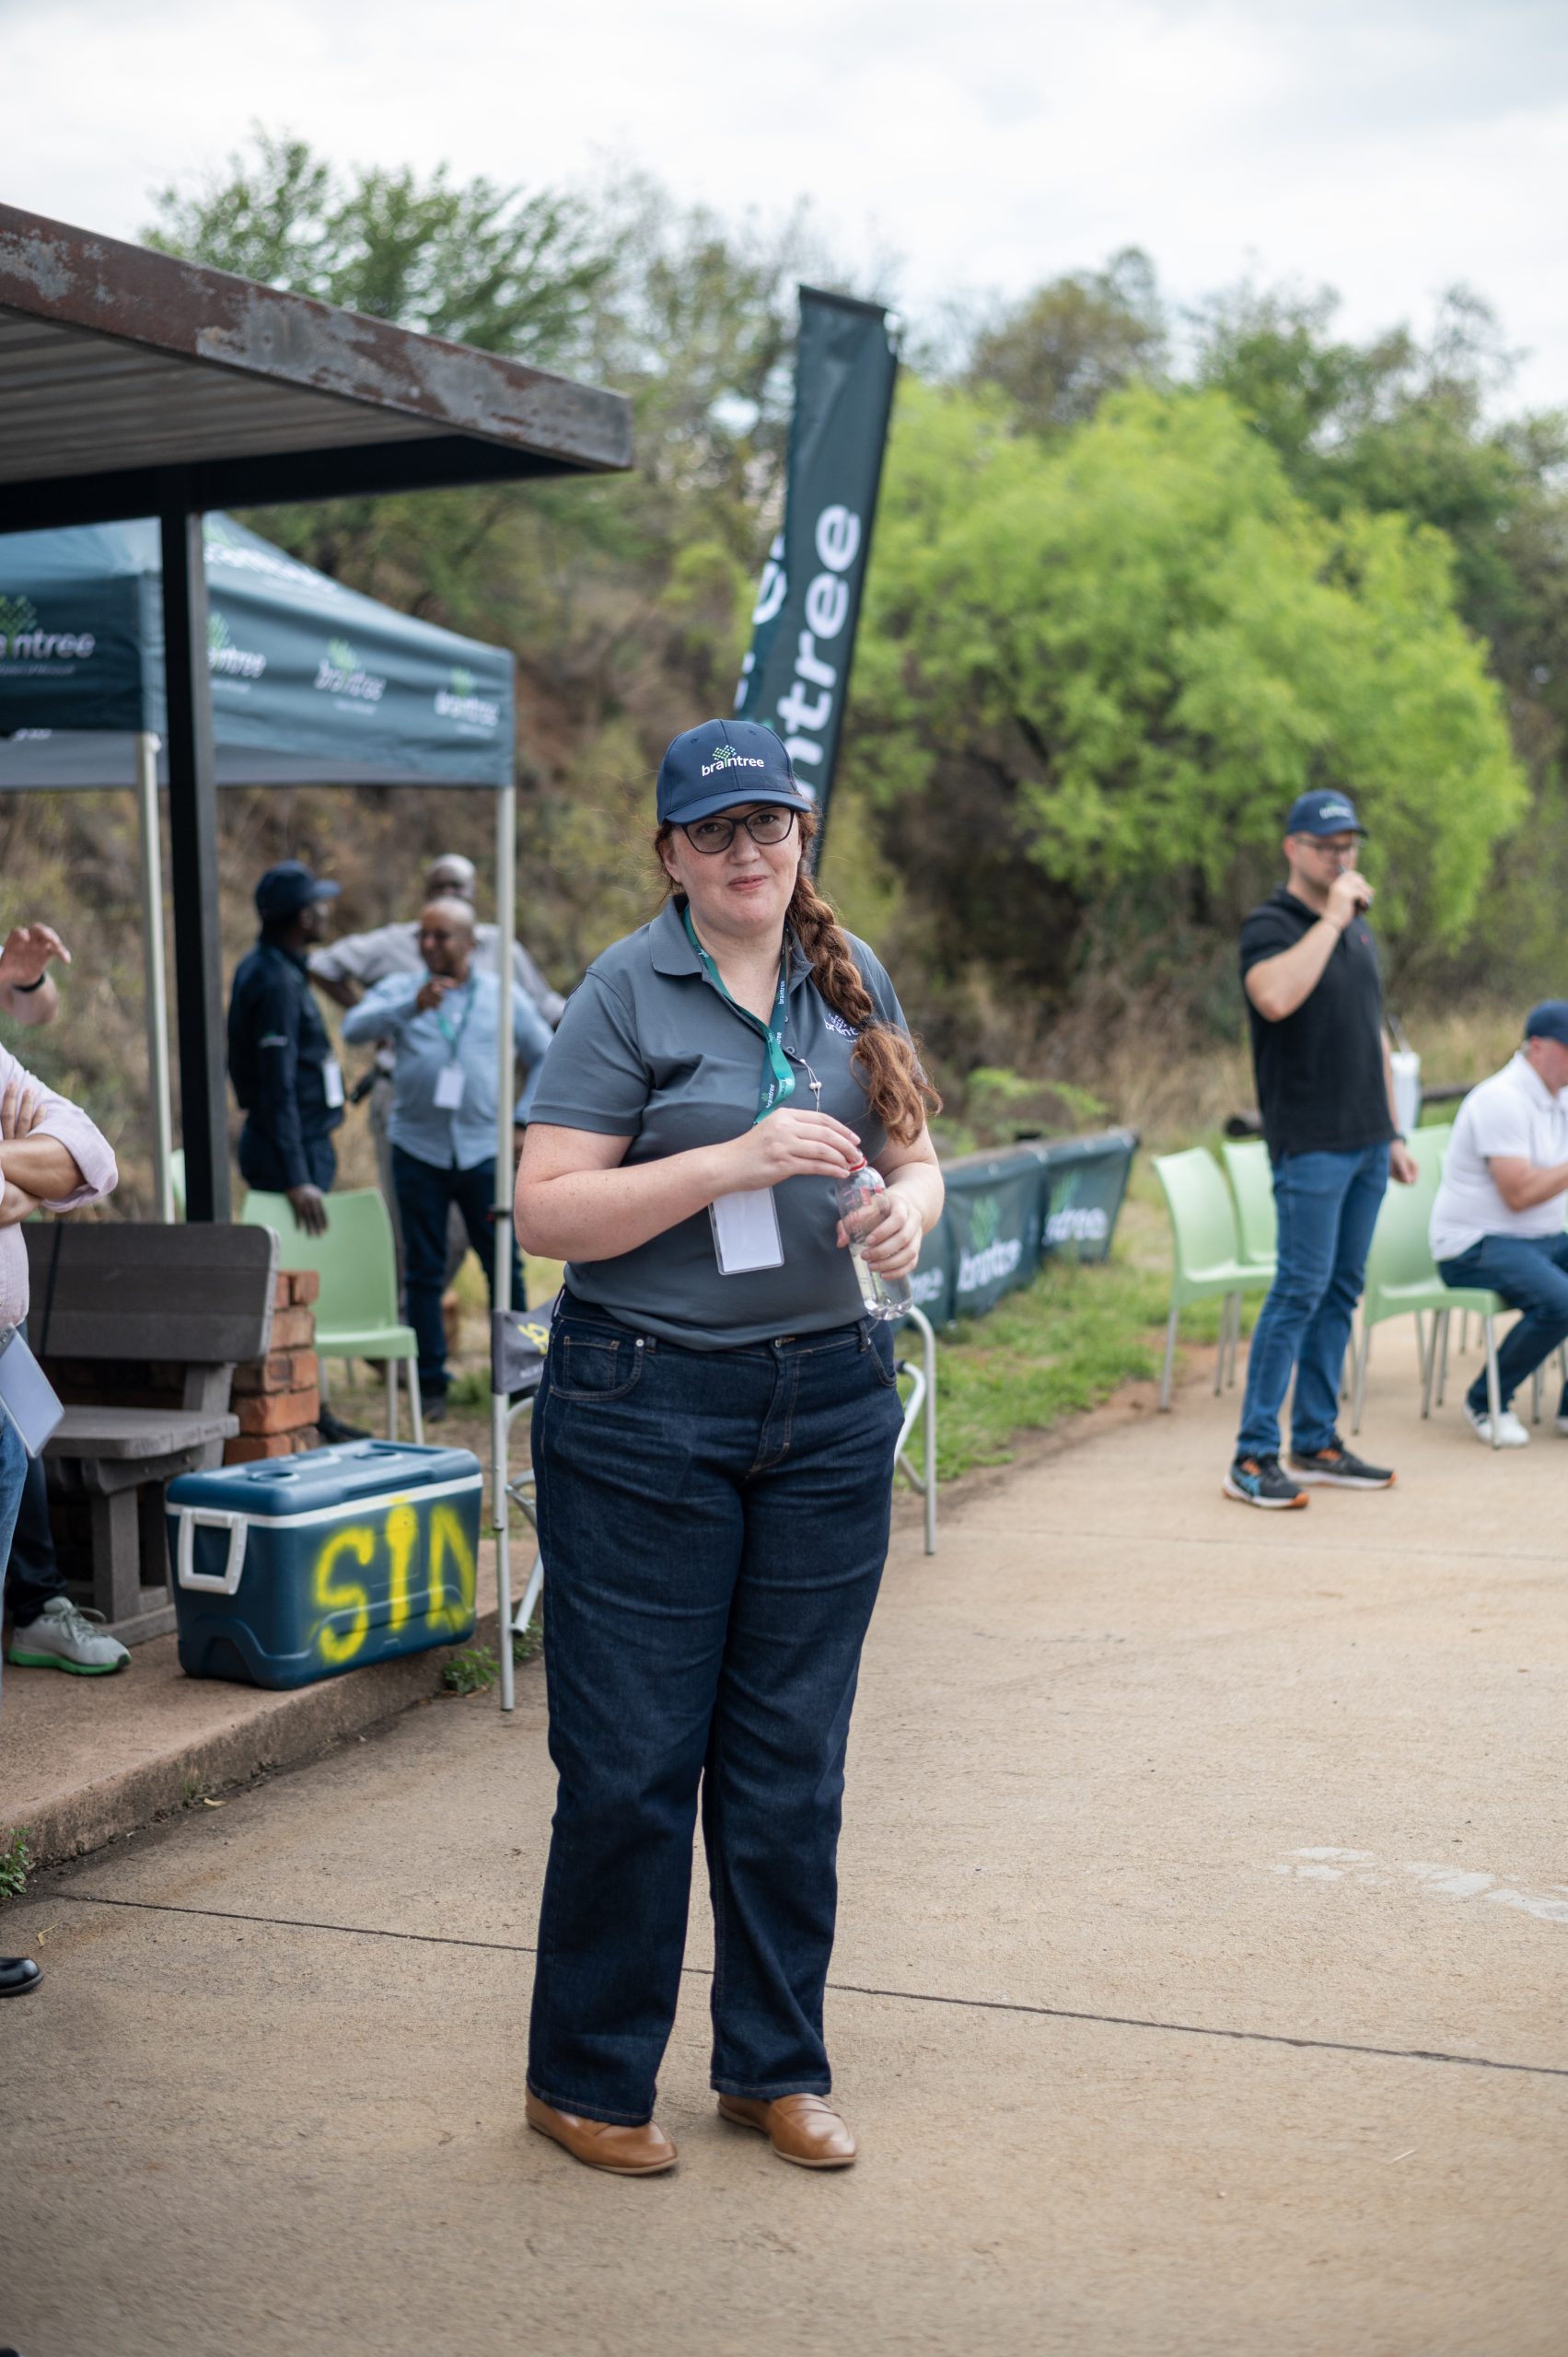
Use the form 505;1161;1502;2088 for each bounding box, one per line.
227;862;343;1237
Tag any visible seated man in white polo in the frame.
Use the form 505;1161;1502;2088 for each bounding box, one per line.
1429;1000;1568;1446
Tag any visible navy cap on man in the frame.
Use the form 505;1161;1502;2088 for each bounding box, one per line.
1524;999;1568;1050
656;719;816;830
1284;790;1367;838
255;861;341;925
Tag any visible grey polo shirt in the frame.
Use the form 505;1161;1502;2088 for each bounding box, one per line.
528;898;911;1349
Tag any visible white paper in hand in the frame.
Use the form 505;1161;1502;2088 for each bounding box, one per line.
710;1187;784;1274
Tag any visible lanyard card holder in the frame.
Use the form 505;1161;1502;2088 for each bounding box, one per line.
710;1188;784;1274
0;1326;65;1459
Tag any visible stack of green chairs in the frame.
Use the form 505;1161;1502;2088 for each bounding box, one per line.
1153;1148;1274;1410
1350;1124;1509;1444
239;1186;423;1442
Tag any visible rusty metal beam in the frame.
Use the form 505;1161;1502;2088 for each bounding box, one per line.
0;203;632;482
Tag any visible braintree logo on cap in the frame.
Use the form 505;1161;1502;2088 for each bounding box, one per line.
1318;798;1354;821
700;741;767;779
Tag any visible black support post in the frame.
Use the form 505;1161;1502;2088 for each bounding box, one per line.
159;506;230;1223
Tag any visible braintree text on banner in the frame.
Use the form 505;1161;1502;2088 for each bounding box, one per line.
734;287;897;860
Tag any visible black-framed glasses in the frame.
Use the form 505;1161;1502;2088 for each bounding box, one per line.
680;807;796;855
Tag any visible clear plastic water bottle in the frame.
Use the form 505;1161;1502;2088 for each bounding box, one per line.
834;1157;912;1323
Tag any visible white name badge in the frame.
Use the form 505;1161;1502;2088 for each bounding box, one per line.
710;1187;784;1274
435;1063;467;1111
321;1057;345;1109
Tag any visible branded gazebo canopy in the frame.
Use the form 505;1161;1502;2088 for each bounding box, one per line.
0;510;520;1220
0;200;632;1227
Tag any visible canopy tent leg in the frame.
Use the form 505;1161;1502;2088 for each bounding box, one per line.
494;776;518;1714
135;733;176;1223
160;510;229;1223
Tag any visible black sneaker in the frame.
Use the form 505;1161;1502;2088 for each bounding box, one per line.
420;1391;449;1426
1288;1442;1395;1490
1223;1454;1307;1510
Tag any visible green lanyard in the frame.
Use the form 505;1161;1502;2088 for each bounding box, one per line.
435;976;477;1056
681;903;795;1123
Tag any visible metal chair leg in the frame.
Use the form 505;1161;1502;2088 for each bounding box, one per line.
1421;1311;1443;1420
1484;1318;1502;1446
409;1364;424;1445
1213;1296;1226;1397
1352;1328;1370;1434
1533;1364;1544;1425
1436;1310;1451;1408
386;1359;398;1442
1159;1305;1179;1411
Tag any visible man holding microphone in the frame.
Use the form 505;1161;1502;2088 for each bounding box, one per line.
1225;792;1419;1509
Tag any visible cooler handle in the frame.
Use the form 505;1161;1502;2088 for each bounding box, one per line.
176;1508;250;1596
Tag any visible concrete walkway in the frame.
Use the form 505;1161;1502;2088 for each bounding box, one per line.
5;1323;1565;2355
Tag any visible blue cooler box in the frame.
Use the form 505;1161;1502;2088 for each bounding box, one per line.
167;1441;483;1688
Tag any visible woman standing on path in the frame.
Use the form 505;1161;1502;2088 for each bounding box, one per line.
515;717;943;2177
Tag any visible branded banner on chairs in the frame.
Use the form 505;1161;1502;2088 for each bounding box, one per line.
734;285;898;857
910;1131;1139;1328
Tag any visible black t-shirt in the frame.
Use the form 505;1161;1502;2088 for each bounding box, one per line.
1239;887;1393;1159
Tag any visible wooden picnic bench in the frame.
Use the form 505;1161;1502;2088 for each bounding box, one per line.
25;1222;279;1643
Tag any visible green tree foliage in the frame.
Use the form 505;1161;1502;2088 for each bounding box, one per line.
855;380;1524;993
146;128;613;366
965;248;1167;434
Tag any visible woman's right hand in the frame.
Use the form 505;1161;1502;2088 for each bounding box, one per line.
717;1109;862;1192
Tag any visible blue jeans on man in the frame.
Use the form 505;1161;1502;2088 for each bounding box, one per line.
391;1146;523;1402
1237;1144;1390;1457
0;1411;33;1703
1435;1232;1568;1420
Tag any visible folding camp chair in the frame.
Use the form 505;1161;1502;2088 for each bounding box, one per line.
489;1297;552;1713
487;1297;940;1713
1153;1148;1273;1407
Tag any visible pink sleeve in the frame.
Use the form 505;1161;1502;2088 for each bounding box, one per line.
0;1042;119;1210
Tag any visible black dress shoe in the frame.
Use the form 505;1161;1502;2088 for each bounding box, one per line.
0;1956;41;1997
419;1392;448;1426
317;1407;370;1445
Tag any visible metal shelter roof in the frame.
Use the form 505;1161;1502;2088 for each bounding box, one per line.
0;203;632;529
0;202;631;1227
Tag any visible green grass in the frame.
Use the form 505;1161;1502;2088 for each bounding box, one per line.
0;1827;32;1903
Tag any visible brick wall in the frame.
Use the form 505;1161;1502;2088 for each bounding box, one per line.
223;1270;321;1465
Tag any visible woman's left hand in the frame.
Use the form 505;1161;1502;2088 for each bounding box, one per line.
836;1186;924;1278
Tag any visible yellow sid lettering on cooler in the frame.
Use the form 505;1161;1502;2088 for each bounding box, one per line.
385;1501;419;1633
427;1504;476;1636
314;1527;375;1664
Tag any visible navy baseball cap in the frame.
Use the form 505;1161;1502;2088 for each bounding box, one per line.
656;719;816;828
1285;790;1366;838
255;861;340;923
1525;1000;1568;1049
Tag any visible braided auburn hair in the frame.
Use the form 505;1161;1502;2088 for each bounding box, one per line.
655;808;939;1144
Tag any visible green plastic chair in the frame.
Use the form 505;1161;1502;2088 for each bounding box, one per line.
1153;1148;1274;1410
1221;1138;1277;1273
1351;1125;1507;1445
240;1186;423;1442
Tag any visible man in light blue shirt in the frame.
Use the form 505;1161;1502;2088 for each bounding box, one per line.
343;898;553;1419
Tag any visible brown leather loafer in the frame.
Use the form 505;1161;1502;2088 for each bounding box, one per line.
717;2093;857;2168
525;2091;678;2175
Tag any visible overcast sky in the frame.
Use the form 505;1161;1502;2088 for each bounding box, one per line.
6;0;1567;407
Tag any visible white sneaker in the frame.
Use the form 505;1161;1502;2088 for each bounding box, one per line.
1462;1400;1530;1448
7;1596;130;1675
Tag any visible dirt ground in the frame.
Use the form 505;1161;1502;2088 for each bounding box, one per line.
4;1318;1565;2357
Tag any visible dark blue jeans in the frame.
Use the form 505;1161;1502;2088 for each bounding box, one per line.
390;1146;523;1399
527;1306;905;2126
1436;1231;1568;1417
1237;1143;1390;1458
